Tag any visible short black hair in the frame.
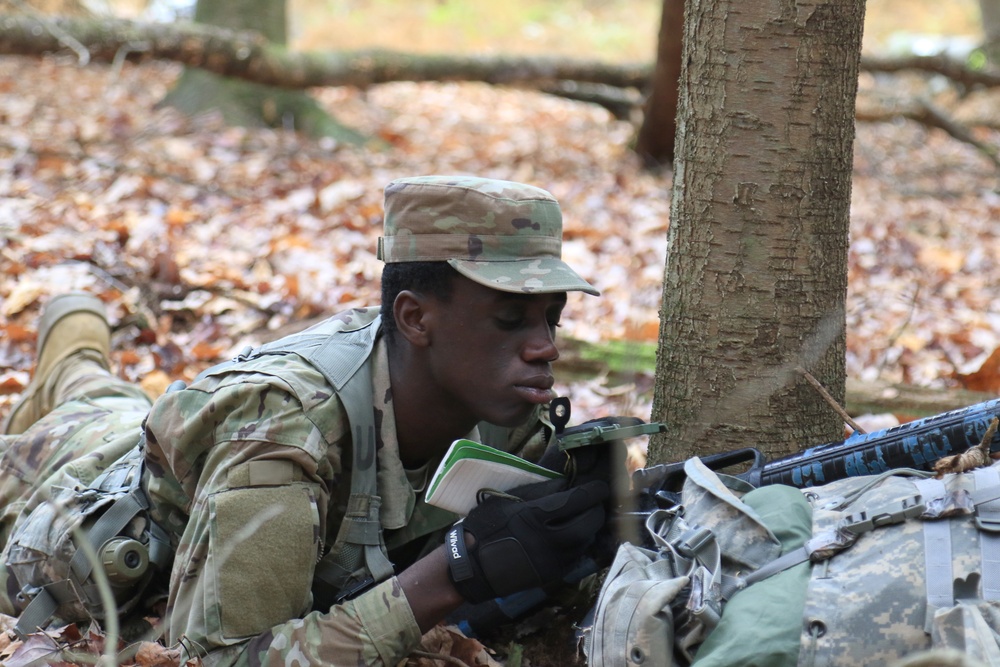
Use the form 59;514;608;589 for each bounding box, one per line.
380;262;459;339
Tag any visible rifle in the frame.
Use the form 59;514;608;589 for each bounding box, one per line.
628;397;1000;505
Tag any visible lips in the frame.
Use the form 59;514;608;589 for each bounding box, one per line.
514;376;556;404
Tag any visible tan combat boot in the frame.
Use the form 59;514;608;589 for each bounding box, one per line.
2;292;112;435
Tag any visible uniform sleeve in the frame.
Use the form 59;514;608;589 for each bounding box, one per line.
220;577;422;667
170;459;424;667
147;371;421;666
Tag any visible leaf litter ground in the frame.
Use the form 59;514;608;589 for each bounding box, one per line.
0;54;1000;665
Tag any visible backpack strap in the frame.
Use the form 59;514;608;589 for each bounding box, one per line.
913;477;955;617
213;316;396;606
310;353;396;604
972;467;1000;600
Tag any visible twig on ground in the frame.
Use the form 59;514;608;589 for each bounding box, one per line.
796;366;867;435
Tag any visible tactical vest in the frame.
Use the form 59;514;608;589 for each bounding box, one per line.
197;311;482;607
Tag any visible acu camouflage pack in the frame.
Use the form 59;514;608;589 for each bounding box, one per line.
586;457;1000;667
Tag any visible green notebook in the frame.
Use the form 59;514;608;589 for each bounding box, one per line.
424;439;563;515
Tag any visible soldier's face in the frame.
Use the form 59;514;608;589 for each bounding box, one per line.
423;277;566;428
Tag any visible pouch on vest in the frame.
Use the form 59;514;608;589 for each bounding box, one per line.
791;465;1000;665
4;445;170;637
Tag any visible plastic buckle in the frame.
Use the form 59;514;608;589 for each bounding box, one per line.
840;495;924;535
974;502;1000;533
675;526;714;558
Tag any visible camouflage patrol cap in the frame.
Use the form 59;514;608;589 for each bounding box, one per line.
378;175;599;296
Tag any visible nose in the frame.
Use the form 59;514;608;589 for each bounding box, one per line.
523;322;559;363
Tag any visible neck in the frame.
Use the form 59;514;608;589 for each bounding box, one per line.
387;342;476;468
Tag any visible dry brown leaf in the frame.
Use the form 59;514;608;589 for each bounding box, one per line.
140;369;175;399
133;641;182;667
2;323;34;344
3;632;72;667
0;374;26;395
1;283;45;318
407;625;503;667
955;347;1000;394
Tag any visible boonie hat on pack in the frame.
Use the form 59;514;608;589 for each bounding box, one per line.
378;175;599;296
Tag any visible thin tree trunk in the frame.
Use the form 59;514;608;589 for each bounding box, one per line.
649;0;865;465
159;0;359;140
981;0;1000;63
634;0;684;167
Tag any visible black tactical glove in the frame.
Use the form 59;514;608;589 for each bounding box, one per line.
445;478;609;604
537;416;646;487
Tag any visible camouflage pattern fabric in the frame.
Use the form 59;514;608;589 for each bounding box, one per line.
0;307;551;666
585;457;784;667
379;175;599;296
0;357;151;618
590;458;1000;667
797;467;1000;666
679;457;783;573
141;307;551;666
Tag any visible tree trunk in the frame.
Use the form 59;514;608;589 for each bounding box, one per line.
159;0;360;141
648;0;865;465
981;0;1000;63
634;0;684;167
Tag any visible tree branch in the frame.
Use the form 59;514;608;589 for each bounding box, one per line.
0;14;650;89
3;12;998;161
2;15;997;94
861;53;1000;89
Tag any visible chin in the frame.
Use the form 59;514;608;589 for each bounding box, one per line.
482;404;537;429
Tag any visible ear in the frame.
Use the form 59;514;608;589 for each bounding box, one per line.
393;290;433;347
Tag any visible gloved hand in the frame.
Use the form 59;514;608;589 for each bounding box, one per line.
445;478;609;604
537;416;646;487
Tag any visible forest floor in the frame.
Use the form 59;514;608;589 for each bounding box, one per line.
1;54;999;427
0;49;999;665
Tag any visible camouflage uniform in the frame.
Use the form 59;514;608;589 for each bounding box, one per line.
0;356;153;616
143;307;551;666
0;176;598;666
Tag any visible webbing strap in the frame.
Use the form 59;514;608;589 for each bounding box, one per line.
337;364;394;584
973;468;1000;600
14;586;60;638
739;545;810;591
913;477;954;610
69;491;146;581
735;492;929;597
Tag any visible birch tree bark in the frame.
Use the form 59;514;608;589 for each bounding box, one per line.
649;0;865;464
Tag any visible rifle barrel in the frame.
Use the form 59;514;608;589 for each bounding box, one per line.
759;398;1000;487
